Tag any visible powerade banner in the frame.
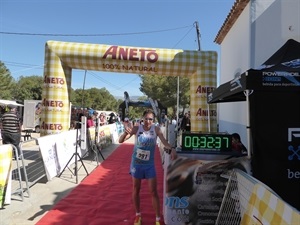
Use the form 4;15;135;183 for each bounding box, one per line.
164;156;249;224
250;90;300;210
206;39;300;210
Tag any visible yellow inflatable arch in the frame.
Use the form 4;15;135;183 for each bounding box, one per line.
41;40;217;136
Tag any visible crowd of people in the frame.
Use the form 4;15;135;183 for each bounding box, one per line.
70;108;120;130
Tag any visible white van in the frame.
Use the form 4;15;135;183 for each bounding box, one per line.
23;100;42;133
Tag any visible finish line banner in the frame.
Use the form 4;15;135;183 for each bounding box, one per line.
41;41;217;136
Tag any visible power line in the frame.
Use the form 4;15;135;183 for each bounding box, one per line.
3;61;44;74
87;71;139;94
2;23;196;95
172;25;195;48
0;25;192;37
4;61;43;68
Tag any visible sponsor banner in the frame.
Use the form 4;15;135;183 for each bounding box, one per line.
164;156;249;225
250;91;300;209
38;130;77;180
109;123;119;144
98;126;113;148
90;124;116;149
115;122;124;136
38;124;122;180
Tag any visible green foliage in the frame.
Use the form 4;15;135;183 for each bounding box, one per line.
0;61;14;99
139;75;190;117
127;96;149;120
0;61;190;116
71;87;119;111
14;75;43;101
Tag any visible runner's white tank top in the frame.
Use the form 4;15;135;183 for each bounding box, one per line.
132;124;157;165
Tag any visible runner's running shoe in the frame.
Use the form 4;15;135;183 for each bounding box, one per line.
134;215;141;225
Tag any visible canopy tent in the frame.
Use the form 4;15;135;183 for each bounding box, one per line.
0;100;23;107
207;39;300;210
208;39;300;103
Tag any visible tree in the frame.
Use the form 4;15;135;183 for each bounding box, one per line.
71;87;119;112
0;60;127;114
127;96;148;120
0;61;15;99
139;75;190;117
14;75;43;101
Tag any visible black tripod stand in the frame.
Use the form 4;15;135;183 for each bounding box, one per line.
81;118;105;165
58;124;89;184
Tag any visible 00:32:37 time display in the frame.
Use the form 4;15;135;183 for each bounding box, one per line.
183;135;231;150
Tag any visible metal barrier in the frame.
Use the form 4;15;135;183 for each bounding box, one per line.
21;138;46;185
216;169;300;224
215;169;242;225
216;169;269;224
11;144;30;201
11;138;46;201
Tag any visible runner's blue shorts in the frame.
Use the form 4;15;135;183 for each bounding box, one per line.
130;164;156;179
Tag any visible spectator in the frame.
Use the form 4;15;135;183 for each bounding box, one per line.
87;115;95;128
232;133;247;154
180;112;191;132
108;113;116;124
76;113;84;129
99;113;107;126
171;117;177;125
1;104;22;157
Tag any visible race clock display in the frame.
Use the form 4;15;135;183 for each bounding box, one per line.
181;133;232;152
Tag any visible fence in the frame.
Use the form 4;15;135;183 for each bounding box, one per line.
216;169;300;225
11;138;46;201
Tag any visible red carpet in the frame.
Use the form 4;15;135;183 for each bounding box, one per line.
36;143;165;225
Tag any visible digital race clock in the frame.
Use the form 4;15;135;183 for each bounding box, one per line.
181;133;232;152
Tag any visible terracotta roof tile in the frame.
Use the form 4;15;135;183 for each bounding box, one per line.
215;0;250;44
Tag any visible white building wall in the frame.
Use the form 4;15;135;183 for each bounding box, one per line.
217;4;251;144
217;0;300;146
250;0;300;67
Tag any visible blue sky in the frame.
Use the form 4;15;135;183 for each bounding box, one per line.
0;0;235;97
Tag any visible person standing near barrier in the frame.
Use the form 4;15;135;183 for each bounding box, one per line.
119;109;177;225
99;113;107;126
86;115;95;128
232;132;247;154
180;112;191;132
1;104;22;157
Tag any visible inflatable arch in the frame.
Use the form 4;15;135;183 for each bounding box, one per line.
40;40;217;136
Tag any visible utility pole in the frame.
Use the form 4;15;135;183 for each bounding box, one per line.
195;21;201;51
82;70;87;107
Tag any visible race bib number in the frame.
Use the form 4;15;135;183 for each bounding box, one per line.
136;148;150;161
